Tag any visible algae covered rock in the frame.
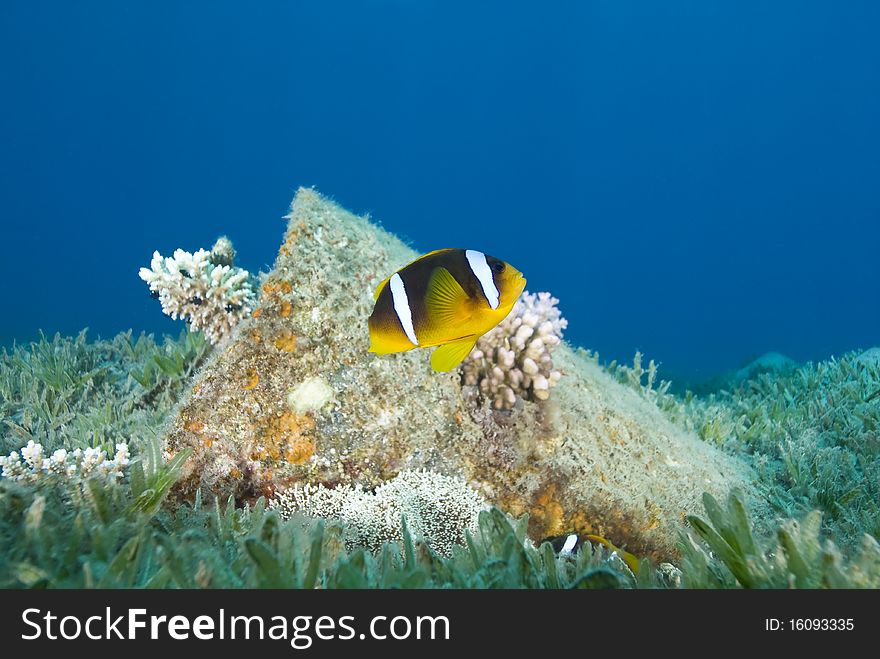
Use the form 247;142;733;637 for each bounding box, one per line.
164;187;762;561
733;351;799;381
857;347;880;367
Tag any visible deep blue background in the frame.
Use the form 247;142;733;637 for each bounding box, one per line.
1;1;878;382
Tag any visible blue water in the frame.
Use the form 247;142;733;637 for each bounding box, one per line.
1;1;878;382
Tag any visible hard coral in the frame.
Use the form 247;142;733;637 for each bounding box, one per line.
463;291;567;409
271;469;489;556
139;237;256;345
0;440;130;484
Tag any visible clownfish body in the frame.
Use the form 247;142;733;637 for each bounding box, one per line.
368;249;526;372
546;533;641;573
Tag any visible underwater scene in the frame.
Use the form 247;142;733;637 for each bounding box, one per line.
1;2;879;592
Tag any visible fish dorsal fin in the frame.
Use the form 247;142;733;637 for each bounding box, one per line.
373;275;391;301
425;266;472;326
430;335;478;372
414;248;453;262
373;249;452;301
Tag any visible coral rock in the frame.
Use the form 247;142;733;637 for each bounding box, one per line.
733;351;799;381
164;187;764;561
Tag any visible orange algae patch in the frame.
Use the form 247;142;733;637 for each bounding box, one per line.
262;280;292;296
569;510;594;535
639;501;662;532
506;499;526;518
274;331;297;352
260;280;294;318
243;368;259;390
252;308;262;318
533;483;565;537
257;411;316;465
184;419;205;434
285;438;315;464
279;223;304;256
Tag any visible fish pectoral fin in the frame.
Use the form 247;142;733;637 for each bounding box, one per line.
430;336;478;372
425;266;472;326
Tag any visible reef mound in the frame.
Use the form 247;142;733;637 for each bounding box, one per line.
164;188;762;560
734;351;799;381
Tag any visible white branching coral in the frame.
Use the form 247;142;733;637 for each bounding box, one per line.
139;237;256;345
270;470;488;556
0;441;130;484
463;291;567;409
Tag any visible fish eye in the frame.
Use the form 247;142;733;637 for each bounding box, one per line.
492;261;505;274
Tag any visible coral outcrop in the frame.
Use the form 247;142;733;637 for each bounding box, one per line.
163;188;764;561
139;237;256;345
733;351;798;381
857;347;880;367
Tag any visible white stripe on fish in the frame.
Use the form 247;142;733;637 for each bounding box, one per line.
560;534;579;555
390;272;419;346
465;249;499;310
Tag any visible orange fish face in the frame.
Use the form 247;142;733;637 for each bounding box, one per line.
495;261;527;311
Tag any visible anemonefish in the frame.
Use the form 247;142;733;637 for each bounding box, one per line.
368;249;526;372
546;533;641;573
